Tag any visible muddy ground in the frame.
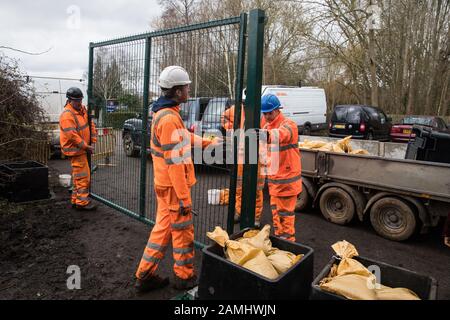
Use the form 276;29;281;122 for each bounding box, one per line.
0;158;449;300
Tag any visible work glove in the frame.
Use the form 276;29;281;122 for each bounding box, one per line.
86;145;95;154
179;205;192;216
179;199;192;216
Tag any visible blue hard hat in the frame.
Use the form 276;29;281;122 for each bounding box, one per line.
261;94;281;113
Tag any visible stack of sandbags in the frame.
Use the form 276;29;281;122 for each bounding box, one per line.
319;241;420;300
299;136;369;155
207;225;303;279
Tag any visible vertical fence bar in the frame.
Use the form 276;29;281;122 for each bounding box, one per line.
140;37;151;217
227;12;247;235
240;9;265;230
87;43;94;173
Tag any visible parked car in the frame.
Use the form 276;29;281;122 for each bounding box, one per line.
200;97;233;137
328;105;392;141
122;97;211;157
390;115;450;143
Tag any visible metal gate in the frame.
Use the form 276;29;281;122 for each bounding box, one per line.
87;9;265;247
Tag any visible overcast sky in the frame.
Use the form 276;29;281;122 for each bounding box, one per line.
0;0;162;78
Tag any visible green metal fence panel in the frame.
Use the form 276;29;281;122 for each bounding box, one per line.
87;15;258;247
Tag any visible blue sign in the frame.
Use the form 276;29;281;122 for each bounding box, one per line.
106;100;118;113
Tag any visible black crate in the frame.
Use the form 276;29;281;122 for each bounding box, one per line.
198;228;314;300
405;126;450;164
1;161;50;202
311;256;437;300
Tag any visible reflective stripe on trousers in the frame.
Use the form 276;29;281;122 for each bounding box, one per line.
70;153;90;206
270;195;297;242
136;186;194;281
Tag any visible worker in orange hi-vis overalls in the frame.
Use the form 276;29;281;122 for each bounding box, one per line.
260;94;302;242
59;87;98;211
221;103;264;227
135;66;221;293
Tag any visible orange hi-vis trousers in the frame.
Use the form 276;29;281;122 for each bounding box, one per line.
136;186;195;281
270;195;297;242
235;163;264;221
70;154;91;207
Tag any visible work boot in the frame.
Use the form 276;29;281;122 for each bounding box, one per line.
135;275;170;293
234;214;241;224
76;202;98;211
173;275;198;290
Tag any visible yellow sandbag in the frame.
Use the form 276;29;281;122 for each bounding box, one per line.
336;136;353;153
207;227;279;279
220;189;229;205
351;149;370;155
243;229;260;238
206;226;229;247
319;240;421;300
320;274;378;300
240;248;280;280
267;248;303;274
317;142;334;152
299;140;328;149
375;287;420;300
331;240;372;277
332;144;345;153
332;240;359;259
238;225;273;255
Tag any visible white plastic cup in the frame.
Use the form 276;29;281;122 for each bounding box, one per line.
208;189;221;205
59;174;72;188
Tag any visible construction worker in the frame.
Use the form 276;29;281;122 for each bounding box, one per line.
59;87;98;211
260;94;302;242
135;66;220;293
221;103;264;227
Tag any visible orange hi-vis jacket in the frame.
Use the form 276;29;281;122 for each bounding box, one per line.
150;106;211;205
261;112;302;197
221;105;245;131
59;103;97;156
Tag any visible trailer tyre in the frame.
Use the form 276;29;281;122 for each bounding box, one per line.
295;187;310;212
319;187;355;225
370;197;417;241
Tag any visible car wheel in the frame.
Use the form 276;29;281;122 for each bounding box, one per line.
319;187;355;225
370;197;417;241
303;125;311;136
123;133;139;157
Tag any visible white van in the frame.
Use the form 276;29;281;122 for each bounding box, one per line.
260;86;328;134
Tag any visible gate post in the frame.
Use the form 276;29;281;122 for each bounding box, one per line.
87;43;94;176
140;37;151;217
240;9;265;229
227;12;248;235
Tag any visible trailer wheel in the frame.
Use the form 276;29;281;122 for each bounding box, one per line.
319;187;355;225
370;197;417;241
295;187;310;212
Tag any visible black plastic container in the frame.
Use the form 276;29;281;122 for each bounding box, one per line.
405;125;450;164
311;256;438;300
0;161;50;202
198;228;314;300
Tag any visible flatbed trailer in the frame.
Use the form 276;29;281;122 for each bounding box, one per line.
296;136;450;241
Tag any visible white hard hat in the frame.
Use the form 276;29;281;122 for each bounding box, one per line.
158;66;192;89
